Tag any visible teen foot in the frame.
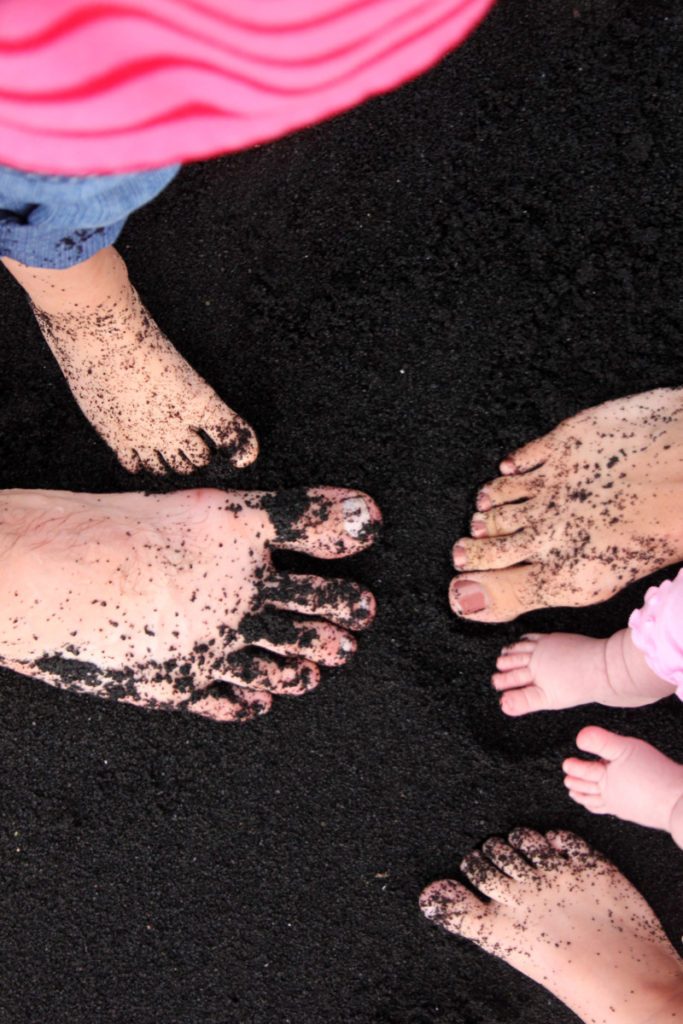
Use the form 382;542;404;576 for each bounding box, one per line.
564;726;683;847
3;248;258;474
450;388;683;621
0;486;380;721
420;828;683;1024
493;628;674;716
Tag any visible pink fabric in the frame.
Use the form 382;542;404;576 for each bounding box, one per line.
0;0;496;175
629;568;683;698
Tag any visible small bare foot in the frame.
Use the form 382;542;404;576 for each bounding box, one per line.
449;388;683;621
0;486;380;721
420;828;683;1024
493;628;674;716
3;248;258;474
564;726;683;847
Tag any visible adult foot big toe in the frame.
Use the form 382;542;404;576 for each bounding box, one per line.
261;487;382;559
419;878;490;939
449;566;544;622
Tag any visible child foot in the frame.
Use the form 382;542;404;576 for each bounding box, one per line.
420;828;683;1024
564;726;683;847
450;388;683;621
0;485;381;721
493;628;674;716
4;249;258;474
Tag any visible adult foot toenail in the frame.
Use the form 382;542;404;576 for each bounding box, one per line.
476;490;492;512
342;496;371;538
470;514;487;538
453;545;468;568
451;581;487;615
339;634;357;658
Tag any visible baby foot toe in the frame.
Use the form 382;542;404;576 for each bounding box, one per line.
492;664;534;687
495;644;536;671
498;683;550;716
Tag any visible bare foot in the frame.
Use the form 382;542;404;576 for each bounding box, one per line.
449;388;683;621
3;248;258;474
0;486;380;721
564;727;683;848
493;628;674;716
420;828;683;1024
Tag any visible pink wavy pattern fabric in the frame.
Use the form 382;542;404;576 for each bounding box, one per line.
629;568;683;698
0;0;496;174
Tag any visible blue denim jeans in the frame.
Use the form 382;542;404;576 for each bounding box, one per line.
0;163;180;269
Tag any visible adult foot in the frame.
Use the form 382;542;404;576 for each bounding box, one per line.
492;628;674;716
0;486;380;721
420;828;683;1024
3;248;258;474
449;388;683;621
564;726;683;847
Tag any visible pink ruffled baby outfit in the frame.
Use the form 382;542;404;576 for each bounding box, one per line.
629;569;683;699
0;0;496;175
0;0;497;267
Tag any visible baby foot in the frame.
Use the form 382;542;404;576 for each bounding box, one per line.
0;486;380;721
450;388;683;621
564;726;683;847
5;248;257;474
420;828;683;1024
493;628;674;716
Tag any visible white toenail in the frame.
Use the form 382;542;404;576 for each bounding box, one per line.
340;635;355;654
342;496;370;538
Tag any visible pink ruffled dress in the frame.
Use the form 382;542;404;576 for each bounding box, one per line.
0;0;496;175
629;568;683;699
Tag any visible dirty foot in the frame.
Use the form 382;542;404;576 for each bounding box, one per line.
493;628;674;716
564;727;683;848
0;486;380;721
450;388;683;621
420;828;683;1023
3;248;258;474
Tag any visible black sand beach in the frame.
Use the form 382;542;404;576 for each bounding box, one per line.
1;2;682;1021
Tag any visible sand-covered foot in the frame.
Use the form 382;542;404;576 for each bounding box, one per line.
420;828;683;1024
0;486;380;721
564;727;683;847
450;388;683;621
493;628;674;716
3;248;257;474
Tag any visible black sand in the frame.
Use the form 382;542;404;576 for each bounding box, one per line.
1;3;682;1021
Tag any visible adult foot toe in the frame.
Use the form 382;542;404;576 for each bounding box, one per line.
419;878;490;938
449;567;543;622
261;487;382;558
